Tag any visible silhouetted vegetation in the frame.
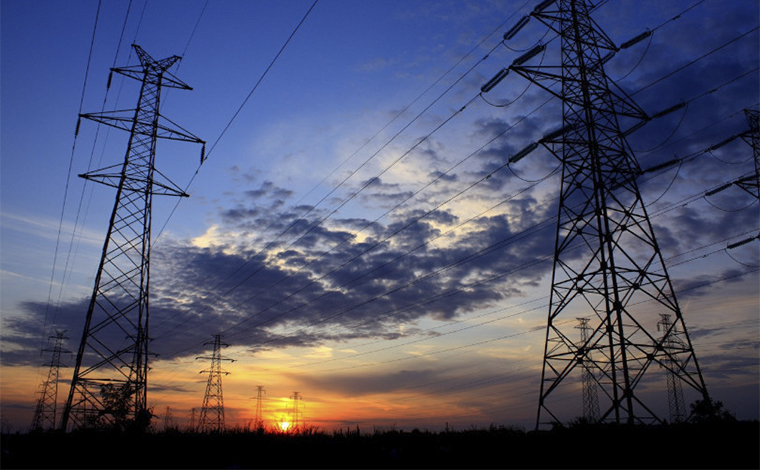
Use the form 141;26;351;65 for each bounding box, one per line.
3;420;758;468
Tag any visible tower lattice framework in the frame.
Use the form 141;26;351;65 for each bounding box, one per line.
197;335;234;433
289;391;303;431
31;330;70;431
61;45;204;431
506;0;709;427
253;385;266;430
576;318;599;423
737;108;760;199
657;314;686;423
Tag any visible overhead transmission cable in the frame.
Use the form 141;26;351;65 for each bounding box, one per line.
152;1;538;334
631;25;759;97
218;146;760;355
153;0;320;245
156;156;758;382
155;62;756;360
156;0;756;360
159;155;745;362
153;0;700;339
305;264;760;375
152;33;518;336
217;37;756;334
152;95;557;345
41;0;103;350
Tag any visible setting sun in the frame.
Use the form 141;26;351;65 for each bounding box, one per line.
279;421;291;432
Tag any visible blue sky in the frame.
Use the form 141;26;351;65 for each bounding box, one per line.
1;0;758;431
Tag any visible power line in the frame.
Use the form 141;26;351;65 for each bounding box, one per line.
153;0;319;246
41;0;102;352
150;2;543;337
153;99;757;361
156;153;756;368
152;0;751;349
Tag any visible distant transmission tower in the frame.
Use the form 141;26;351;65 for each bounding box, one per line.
252;385;266;430
197;335;234;433
164;406;175;431
657;314;686;423
489;0;709;427
576;318;599;423
60;45;205;431
31;330;69;431
189;407;197;432
289;392;303;431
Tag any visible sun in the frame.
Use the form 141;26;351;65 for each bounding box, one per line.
279;421;291;432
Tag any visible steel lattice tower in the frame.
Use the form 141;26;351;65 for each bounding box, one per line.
197;335;234;433
289;391;303;431
576;318;599;423
505;0;709;427
657;314;686;423
737;108;760;199
31;330;69;431
61;45;205;431
189;407;197;432
253;385;266;430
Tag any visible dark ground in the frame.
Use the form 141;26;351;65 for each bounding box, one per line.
2;421;758;469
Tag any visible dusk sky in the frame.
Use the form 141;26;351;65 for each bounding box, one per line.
1;0;758;432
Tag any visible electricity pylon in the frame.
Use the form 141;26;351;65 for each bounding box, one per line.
252;385;266;430
736;108;760;199
189;407;197;432
197;335;234;433
495;0;708;427
576;318;599;423
30;330;69;431
657;314;686;423
60;45;205;432
289;391;303;431
164;406;175;431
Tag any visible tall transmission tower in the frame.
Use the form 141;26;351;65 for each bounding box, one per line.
252;385;266;430
493;0;709;427
576;318;599;423
289;391;303;431
197;335;234;433
60;45;205;432
30;330;69;431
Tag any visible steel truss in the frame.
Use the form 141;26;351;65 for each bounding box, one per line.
197;334;234;433
508;0;709;427
31;330;70;431
736;108;760;199
61;45;204;431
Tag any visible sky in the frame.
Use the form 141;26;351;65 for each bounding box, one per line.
1;0;758;433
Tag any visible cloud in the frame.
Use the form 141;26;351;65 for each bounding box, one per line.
3;177;564;367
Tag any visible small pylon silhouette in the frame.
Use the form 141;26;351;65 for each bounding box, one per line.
289;392;303;431
196;335;234;433
31;330;69;431
252;385;266;430
576;318;599;423
658;314;687;423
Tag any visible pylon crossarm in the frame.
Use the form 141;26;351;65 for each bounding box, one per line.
81;170;189;197
80;111;204;144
